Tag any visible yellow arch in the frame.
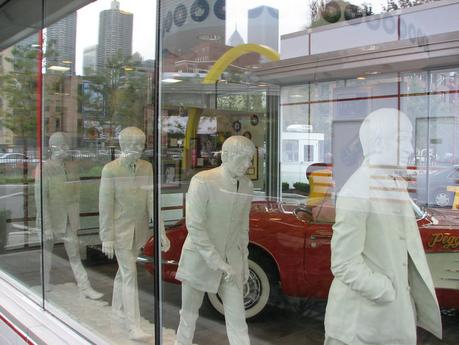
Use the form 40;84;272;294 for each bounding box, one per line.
202;44;280;84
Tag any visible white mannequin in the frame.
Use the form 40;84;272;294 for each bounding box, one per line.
35;132;103;299
99;127;170;341
324;109;442;345
174;135;256;345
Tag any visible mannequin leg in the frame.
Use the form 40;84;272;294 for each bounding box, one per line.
219;279;250;345
43;235;55;292
113;248;141;330
175;282;205;345
63;223;102;299
112;268;123;315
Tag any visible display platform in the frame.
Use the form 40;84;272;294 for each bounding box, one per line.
33;283;199;345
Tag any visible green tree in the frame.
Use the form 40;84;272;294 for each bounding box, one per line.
82;51;150;143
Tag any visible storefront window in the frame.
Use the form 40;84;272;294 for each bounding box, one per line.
1;0;458;344
157;0;458;344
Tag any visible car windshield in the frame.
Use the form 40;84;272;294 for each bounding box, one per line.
411;199;427;220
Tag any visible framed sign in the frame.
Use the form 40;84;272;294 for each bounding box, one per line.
162;160;181;188
246;147;259;180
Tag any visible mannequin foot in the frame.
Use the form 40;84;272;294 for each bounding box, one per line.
80;286;103;300
128;327;152;341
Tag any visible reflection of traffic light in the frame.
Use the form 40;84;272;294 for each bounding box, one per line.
321;1;365;24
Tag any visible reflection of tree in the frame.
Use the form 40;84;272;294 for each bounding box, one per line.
0;45;39;152
0;42;41;234
83;52;150;143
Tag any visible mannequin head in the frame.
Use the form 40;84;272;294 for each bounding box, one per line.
119;127;145;164
49;132;69;161
221;135;256;178
359;108;413;169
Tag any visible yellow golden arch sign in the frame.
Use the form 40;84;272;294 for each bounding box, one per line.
182;44;279;170
202;43;280;84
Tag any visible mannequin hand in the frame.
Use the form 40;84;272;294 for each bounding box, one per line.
161;233;170;252
220;263;236;283
44;230;54;241
102;241;114;259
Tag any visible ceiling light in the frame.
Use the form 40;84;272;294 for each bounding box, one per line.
365;71;380;75
48;66;70;72
62;60;72;64
361;45;377;51
162;78;182;83
357;76;366;80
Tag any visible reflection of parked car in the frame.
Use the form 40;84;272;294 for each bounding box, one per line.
142;200;459;320
415;165;459;208
0;153;38;173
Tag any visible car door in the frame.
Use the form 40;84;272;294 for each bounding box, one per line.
303;216;334;298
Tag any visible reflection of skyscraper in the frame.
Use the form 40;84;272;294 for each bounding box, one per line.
228;26;244;47
97;0;133;70
46;12;77;75
247;6;279;52
83;45;97;75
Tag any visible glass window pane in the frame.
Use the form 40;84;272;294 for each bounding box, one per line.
0;32;42;299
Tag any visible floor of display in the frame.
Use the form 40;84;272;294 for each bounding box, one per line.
0;245;458;345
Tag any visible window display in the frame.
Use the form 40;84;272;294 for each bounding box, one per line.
324;108;442;344
175;136;255;345
99;127;169;341
36;132;103;300
0;0;458;344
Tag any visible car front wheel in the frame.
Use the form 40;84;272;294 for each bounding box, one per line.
206;256;275;321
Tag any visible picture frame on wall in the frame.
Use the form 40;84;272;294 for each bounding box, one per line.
162;160;181;188
246;147;258;181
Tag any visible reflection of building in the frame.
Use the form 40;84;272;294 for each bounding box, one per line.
247;6;279;51
46;12;77;75
83;45;97;75
43;75;81;144
228;26;245;47
162;0;226;56
97;0;133;70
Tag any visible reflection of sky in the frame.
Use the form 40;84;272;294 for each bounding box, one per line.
75;0;387;75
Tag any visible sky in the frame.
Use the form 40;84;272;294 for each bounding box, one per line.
75;0;387;75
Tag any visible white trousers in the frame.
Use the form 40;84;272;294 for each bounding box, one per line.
43;221;89;290
176;280;250;345
324;337;348;345
112;247;141;330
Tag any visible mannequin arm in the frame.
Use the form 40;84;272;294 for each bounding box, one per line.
331;194;395;303
185;175;227;271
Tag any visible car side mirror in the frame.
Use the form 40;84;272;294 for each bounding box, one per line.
294;207;313;223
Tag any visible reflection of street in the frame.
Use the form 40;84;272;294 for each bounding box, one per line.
2;245;458;344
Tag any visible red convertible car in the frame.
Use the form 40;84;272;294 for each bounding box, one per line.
143;200;459;320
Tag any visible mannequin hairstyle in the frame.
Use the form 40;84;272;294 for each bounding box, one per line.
359;108;412;158
119;127;146;151
221;135;256;163
49;132;69;148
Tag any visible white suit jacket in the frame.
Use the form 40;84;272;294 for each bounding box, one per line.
99;158;154;251
35;160;80;234
324;164;442;345
175;166;253;293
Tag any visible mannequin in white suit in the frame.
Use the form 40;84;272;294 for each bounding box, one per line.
99;127;170;341
35;132;103;299
174;135;256;345
324;108;442;345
